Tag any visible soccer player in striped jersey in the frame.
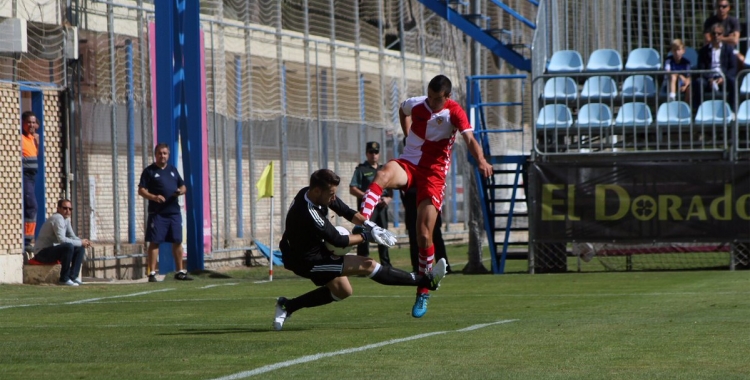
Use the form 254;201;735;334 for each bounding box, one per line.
273;169;446;331
359;75;493;318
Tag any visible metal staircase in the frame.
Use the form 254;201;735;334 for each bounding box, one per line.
467;75;530;274
416;0;535;72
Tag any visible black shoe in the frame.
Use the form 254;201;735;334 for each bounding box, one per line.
174;271;193;281
148;274;159;283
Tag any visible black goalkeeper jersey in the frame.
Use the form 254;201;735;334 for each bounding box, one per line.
280;187;358;261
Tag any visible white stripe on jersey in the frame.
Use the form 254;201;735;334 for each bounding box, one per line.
307;203;325;227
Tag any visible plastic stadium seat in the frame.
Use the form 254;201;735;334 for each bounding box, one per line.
735;100;750;124
694;100;734;126
576;103;613;129
536;104;573;130
542;77;577;102
615;102;653;128
621;75;656;99
580;76;618;102
585;49;623;72
625;48;661;71
547;50;584;73
740;76;750;96
656;101;692;127
667;47;699;70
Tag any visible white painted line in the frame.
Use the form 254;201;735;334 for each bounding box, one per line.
253;280;271;284
208;319;518;380
65;289;175;304
0;304;34;310
201;283;239;289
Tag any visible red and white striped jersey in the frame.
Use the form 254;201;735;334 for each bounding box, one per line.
400;96;473;174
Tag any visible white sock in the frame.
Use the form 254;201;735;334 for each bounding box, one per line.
149;271;156;276
668;92;676;100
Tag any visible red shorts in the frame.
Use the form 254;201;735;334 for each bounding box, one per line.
393;158;446;211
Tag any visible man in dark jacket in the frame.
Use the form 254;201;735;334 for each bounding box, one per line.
693;23;738;110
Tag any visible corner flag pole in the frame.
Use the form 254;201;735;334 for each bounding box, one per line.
256;161;274;281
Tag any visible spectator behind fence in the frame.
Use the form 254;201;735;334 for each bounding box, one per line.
138;143;192;282
703;1;744;64
402;186;452;275
349;141;392;266
664;39;692;104
693;23;737;110
34;199;92;286
21;111;39;253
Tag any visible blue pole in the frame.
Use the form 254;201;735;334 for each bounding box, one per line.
181;0;206;271
31;92;46;236
390;80;400;227
320;69;328;167
126;39;136;243
155;0;177;273
451;150;457;223
235;56;243;238
359;74;366;162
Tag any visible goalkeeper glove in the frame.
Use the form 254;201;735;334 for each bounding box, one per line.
362;220;398;247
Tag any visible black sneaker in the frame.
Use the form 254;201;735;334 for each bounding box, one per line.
148;274;159;283
174;271;193;281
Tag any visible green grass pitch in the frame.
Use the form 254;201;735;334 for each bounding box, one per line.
1;245;749;379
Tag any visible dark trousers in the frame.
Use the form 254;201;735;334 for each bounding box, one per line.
35;243;85;282
692;76;736;111
356;205;391;266
22;174;37;247
402;189;450;274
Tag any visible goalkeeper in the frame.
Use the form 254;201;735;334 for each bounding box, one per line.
273;169;447;331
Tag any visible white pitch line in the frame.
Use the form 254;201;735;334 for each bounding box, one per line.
65;288;175;304
208;319;519;380
201;283;239;289
0;304;34;310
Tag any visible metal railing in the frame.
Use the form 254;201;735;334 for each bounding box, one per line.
532;69;740;158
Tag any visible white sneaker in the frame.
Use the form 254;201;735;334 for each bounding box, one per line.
71;278;84;285
58;279;79;287
428;258;447;290
273;297;289;331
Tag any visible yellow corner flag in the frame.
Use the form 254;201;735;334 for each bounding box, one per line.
256;161;274;199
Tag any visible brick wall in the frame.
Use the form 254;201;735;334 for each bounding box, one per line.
0;84;22;255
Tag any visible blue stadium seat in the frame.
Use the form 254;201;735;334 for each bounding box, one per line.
656;101;692;128
580;76;618;102
694;100;734;126
668;47;699;70
615;102;653;128
585;49;623;72
576;103;613;130
740;75;750;96
625;48;661;71
621;75;656;100
542;77;577;102
735;100;750;124
536;104;573;130
547;50;584;73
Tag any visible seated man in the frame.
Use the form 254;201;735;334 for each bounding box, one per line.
34;199;92;286
693;23;738;110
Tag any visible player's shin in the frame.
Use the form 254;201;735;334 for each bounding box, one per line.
360;183;383;220
369;262;419;286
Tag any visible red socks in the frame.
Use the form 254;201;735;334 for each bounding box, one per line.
360;183;383;220
417;245;435;295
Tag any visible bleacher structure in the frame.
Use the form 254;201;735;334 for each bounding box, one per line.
427;0;750;273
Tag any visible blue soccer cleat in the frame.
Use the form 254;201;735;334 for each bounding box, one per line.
411;293;430;318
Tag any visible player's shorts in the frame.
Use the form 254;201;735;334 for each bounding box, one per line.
145;213;182;244
280;240;344;286
393;158;446;211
